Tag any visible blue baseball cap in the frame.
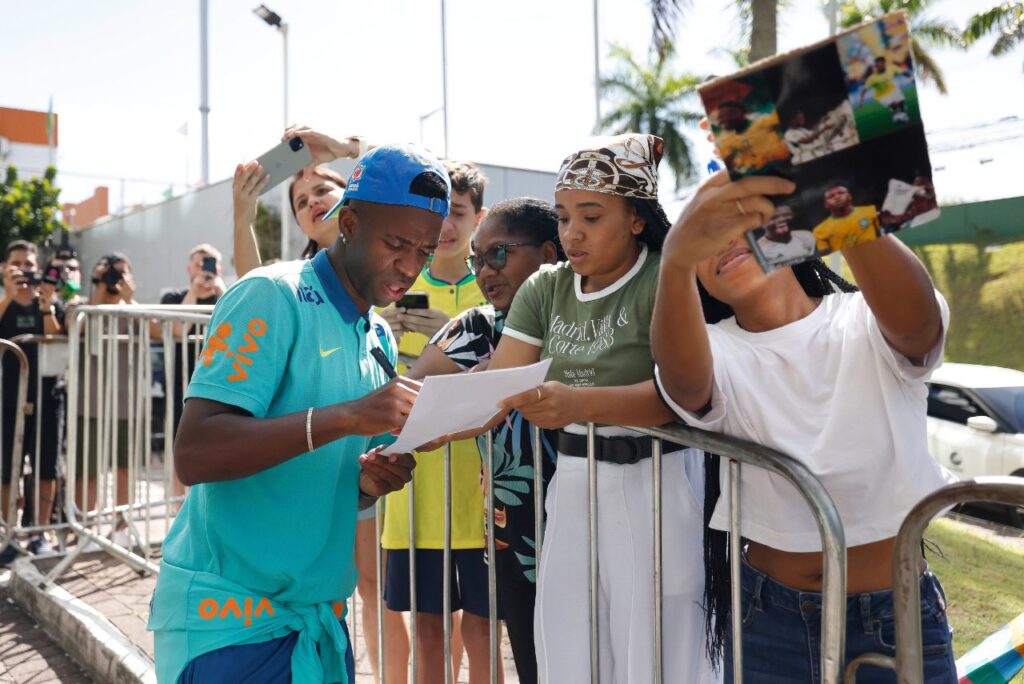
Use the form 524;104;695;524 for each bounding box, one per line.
322;143;451;221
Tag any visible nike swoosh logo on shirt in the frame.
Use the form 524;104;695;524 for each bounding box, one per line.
319;346;342;358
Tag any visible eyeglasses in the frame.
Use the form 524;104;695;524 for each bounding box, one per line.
466;242;542;275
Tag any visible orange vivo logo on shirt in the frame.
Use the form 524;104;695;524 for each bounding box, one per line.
196;596;347;626
198;318;268;382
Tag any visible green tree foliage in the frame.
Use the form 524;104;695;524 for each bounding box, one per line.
598;44;704;189
838;0;965;94
964;2;1024;71
253;202;281;262
648;0;688;58
0;165;66;250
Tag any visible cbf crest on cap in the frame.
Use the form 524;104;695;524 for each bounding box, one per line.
555;133;664;200
323;143;451;221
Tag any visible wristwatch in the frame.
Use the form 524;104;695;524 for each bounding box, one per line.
347;136;368;160
357;483;379;511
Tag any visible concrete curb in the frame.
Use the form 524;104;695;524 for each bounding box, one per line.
9;556;156;684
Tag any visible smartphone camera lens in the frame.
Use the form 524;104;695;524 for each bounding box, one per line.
289;137;304;152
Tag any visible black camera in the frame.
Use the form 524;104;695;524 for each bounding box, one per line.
102;258;123;292
288;137;304;152
201;255;218;274
43;263;64;287
22;270;43;287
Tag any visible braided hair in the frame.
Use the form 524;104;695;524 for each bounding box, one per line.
486;197;566;261
631;198;672;251
701;258;858;667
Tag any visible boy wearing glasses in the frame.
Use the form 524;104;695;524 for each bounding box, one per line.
378;161;495;681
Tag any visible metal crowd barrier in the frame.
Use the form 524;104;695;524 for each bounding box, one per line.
7;335;74;551
360;419;848;684
43;304;213;584
845;476;1024;684
0;338;31;549
20;305;1013;683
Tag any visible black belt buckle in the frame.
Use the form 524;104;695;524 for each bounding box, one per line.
604;435;645;465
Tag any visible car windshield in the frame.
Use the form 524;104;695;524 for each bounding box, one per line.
974;386;1024;433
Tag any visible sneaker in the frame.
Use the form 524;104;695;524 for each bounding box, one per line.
112;526;132;549
27;536;55;557
0;541;23;567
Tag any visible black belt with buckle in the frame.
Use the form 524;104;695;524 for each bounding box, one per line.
557;431;684;465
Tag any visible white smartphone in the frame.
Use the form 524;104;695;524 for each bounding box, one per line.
255;137;314;195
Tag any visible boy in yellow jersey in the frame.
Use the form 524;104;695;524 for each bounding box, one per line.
812;185;881;252
860;55;909;124
378;161;497;683
714;100;791;174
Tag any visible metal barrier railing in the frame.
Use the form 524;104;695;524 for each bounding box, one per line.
17;307;1013;683
637;423;848;684
363;419;847;684
0;338;31;550
43;304;213;585
845;476;1024;683
7;335;74;551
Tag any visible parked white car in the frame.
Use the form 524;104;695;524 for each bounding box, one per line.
926;362;1024;526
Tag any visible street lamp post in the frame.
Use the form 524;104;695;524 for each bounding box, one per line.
419;107;445;147
254;4;291;261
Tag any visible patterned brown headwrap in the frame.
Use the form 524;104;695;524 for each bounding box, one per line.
555;133;664;199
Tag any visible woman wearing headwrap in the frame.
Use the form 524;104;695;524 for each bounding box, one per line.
478;135;717;682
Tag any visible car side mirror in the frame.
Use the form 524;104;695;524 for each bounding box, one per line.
967;415;998;433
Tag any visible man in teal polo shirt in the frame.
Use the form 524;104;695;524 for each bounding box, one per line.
148;143;451;684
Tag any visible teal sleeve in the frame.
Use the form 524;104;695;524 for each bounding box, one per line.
184;277;297;418
504;268;550;342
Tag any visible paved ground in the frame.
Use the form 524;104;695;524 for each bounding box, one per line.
0;573;92;684
34;551;519;683
9;510;1016;682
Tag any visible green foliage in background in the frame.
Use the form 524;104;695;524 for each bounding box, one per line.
965;2;1024;72
253;202;281;262
599;44;704;189
913;240;1024;371
0;165;66;251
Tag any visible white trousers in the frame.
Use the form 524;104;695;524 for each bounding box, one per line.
535;448;721;683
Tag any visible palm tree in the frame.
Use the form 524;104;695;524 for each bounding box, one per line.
838;0;965;94
649;0;780;62
746;0;780;61
598;44;704;189
964;2;1024;71
648;0;688;58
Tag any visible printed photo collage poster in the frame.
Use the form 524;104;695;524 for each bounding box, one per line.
698;11;940;271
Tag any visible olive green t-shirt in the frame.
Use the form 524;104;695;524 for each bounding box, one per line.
503;245;659;389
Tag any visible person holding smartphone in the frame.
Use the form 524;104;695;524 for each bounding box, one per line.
0;240;65;565
161;244;227;310
232;127;368;279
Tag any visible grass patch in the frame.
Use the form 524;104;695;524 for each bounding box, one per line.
840;239;1024;371
927;517;1024;679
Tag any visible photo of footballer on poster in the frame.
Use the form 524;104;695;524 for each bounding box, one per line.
702;73;791;176
698;10;939;272
837;12;922;141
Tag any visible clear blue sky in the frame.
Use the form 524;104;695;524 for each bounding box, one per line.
3;0;1022;210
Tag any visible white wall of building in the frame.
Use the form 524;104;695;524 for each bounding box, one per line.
69;159;556;304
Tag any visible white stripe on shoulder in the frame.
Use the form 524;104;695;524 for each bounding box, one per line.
501;327;543;347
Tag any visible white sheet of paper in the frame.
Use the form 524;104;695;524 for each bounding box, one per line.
383;358;552;454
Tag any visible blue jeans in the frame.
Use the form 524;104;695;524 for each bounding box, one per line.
724;559;956;683
178;619;355;683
